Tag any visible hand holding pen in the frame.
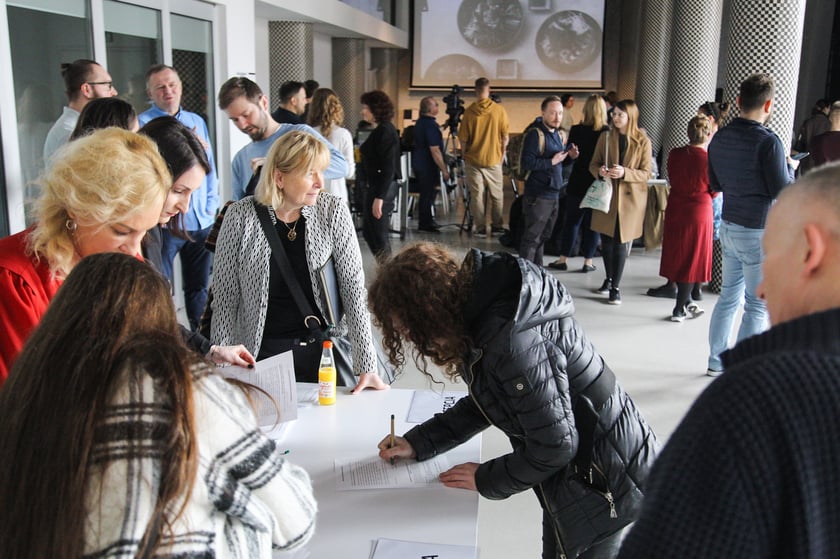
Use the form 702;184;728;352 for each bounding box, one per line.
377;420;416;464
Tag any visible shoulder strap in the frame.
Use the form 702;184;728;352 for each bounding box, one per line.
254;200;322;335
535;127;545;156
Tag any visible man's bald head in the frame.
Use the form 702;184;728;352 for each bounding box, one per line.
759;162;840;325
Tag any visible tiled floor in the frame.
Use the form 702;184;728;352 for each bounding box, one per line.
363;195;720;558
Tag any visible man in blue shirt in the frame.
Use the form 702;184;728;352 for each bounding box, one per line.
706;73;797;376
217;77;347;201
411;97;450;232
519;96;578;266
139;64;219;331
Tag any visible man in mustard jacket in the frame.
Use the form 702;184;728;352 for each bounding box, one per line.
459;77;509;237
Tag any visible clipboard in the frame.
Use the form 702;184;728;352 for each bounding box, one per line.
318;257;344;326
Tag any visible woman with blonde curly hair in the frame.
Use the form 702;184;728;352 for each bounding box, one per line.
370;242;658;559
307;88;355;201
0;128;169;383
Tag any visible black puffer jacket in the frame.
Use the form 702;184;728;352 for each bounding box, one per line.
404;250;658;558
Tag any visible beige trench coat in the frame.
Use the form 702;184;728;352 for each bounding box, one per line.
588;131;653;243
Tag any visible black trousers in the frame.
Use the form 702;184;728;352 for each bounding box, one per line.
362;189;395;260
601;220;631;289
415;170;439;228
519;195;559;266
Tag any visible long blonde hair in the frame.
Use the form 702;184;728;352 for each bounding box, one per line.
582;94;608;131
29;128;169;278
254;130;330;210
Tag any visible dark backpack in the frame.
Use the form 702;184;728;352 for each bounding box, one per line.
506;123;545;181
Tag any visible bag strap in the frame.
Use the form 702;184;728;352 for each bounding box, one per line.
604;130;609;167
254;200;323;337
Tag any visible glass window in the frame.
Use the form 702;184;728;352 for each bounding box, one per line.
7;0;92;222
339;0;394;24
103;0;163;116
171;13;215;150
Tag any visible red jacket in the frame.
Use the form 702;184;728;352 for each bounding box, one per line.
0;229;62;385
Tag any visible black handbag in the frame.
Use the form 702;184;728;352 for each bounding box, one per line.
254;201;395;387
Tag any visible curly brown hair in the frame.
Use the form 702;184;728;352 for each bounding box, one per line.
360;90;394;124
368;243;473;381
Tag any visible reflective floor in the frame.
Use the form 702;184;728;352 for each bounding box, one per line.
364;194;719;558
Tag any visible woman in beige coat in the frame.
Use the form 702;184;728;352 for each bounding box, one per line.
589;99;652;304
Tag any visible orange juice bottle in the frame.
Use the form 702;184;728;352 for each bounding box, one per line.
318;340;336;405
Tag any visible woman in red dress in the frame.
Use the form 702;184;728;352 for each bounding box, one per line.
660;115;717;321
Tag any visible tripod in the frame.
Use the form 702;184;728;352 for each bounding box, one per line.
443;128;473;235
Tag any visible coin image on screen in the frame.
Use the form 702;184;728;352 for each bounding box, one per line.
536;10;602;73
457;0;524;52
424;54;487;84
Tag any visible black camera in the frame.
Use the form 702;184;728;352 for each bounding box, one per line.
442;84;465;134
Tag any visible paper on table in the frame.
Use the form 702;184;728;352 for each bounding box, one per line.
220;351;297;426
369;537;477;559
406;390;468;423
335;455;451;490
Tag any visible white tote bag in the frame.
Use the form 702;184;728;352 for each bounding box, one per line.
580;132;613;213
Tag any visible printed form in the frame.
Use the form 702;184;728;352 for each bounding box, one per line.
335;454;451;490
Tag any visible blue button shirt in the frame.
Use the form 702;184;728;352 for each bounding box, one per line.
139;105;220;230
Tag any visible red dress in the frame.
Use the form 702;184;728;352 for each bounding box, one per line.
0;229;62;385
660;146;716;283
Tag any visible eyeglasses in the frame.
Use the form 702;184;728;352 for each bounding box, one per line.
87;81;114;89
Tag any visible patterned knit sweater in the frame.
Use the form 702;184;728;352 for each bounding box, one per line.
83;363;316;558
618;307;840;558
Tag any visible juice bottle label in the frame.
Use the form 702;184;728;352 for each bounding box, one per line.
318;366;336;405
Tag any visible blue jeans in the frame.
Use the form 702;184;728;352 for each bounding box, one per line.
707;221;768;370
161;226;213;331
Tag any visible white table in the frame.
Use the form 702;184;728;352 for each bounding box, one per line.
273;386;481;558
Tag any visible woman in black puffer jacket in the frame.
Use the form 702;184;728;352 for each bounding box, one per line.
370;243;659;559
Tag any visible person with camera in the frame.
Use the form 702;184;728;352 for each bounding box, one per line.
412;96;450;233
459;77;510;237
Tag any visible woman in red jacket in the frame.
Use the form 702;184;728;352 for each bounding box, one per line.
0;129;169;384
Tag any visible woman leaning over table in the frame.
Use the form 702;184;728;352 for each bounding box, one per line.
211;130;388;392
372;243;658;559
0;128;168;384
0;252;315;558
589;99;653;305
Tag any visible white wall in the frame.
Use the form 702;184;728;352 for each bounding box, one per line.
313;31;332;89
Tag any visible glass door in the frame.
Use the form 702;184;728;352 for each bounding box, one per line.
171;12;215;149
103;0;163;115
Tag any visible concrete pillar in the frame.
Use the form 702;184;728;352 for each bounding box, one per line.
633;0;674;159
268;21;313;111
332;38;366;134
659;0;724;179
720;0;806;150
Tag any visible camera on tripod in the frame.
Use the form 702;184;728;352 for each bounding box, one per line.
442;84;465;135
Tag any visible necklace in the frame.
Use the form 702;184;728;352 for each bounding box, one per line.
280;218;300;241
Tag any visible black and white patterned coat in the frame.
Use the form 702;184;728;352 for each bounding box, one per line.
210;193;378;376
84;363;316;556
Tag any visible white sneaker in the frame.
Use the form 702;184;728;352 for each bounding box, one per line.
686;304;705;319
706;368;723;378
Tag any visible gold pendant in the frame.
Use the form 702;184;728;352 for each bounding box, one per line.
287;230;297;241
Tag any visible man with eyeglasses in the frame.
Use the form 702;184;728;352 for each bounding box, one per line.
138;64;219;332
43;59;117;161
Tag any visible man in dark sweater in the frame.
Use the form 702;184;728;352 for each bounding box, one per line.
706;73;797;376
519;95;578;266
618;162;840;558
411;96;450;233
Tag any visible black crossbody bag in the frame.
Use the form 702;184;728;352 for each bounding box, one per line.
254;200;395;387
